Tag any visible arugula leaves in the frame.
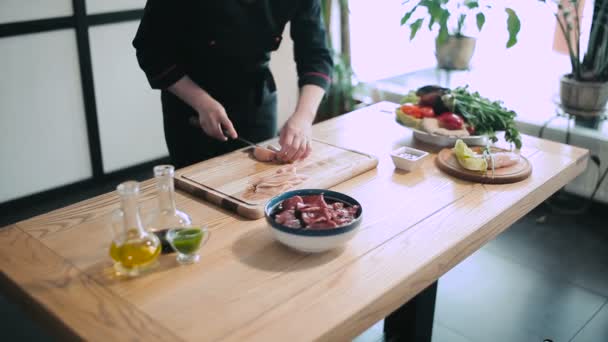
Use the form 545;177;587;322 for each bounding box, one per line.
450;86;522;149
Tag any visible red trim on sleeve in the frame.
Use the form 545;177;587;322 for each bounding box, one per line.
304;71;331;82
151;64;177;81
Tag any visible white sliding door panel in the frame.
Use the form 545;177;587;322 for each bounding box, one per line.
87;0;145;14
89;22;167;173
0;30;91;203
0;0;73;24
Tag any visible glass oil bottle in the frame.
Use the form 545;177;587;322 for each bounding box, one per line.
109;181;161;276
145;165;192;232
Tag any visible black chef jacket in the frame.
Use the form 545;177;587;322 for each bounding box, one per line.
133;0;333;168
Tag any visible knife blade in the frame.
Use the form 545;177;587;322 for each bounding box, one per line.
188;116;258;147
233;135;258;148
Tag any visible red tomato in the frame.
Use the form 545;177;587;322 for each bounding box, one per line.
419;106;435;118
437;112;464;130
401;103;422;118
466;125;476;135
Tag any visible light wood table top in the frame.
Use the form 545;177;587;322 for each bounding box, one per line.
0;102;589;341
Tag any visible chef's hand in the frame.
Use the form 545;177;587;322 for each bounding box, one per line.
278;112;313;162
194;98;238;141
167;75;237;141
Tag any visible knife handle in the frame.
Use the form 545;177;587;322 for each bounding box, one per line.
187;116;233;139
188;116;251;145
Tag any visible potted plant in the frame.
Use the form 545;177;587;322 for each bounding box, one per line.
543;0;608;115
316;0;357;122
401;0;521;70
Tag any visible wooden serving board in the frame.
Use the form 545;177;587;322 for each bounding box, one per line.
175;139;378;219
436;147;532;184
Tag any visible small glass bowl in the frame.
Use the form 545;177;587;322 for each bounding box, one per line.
166;226;209;264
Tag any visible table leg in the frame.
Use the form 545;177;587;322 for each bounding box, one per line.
383;281;438;342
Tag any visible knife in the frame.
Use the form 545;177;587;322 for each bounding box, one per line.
188;116;258;147
232;135;258;148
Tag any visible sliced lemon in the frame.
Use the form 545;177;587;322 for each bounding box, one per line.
454;139;487;172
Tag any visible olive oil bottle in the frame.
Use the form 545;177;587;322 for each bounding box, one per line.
109;181;161;276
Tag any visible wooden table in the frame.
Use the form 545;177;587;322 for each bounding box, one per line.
0;102;589;341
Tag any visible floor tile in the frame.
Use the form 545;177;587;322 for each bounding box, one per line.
353;320;383;342
484;204;608;297
571;301;608;342
352;320;473;342
432;322;473;342
0;294;54;341
435;249;606;342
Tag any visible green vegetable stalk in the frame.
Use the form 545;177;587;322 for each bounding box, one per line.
451;86;522;149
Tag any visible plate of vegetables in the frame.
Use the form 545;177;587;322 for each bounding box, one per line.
396;85;522;149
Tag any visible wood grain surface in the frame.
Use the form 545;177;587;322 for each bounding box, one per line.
0;225;182;341
174;139;378;219
436;147;533;184
0;101;589;342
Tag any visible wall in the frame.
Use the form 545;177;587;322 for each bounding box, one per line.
0;2;299;204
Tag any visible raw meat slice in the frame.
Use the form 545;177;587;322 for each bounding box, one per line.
275;209;297;225
272;194;358;229
253;146;277;162
282;195;303;210
301;194;329;208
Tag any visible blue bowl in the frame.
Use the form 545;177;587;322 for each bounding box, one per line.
264;189;363;252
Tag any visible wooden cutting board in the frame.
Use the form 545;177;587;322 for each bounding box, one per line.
436;147;532;184
174;139;378;219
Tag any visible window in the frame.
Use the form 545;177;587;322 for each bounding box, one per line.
348;0;593;83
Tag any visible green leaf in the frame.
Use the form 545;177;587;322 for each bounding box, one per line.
505;8;521;48
409;18;424;40
476;12;485;31
428;16;436;30
401;6;417;26
456;13;466;35
436;8;450;43
427;2;443;30
464;0;479;9
437;25;449;45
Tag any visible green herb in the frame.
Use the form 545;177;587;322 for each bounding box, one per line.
450;86;522;149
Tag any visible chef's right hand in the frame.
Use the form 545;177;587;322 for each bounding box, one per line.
194;99;238;141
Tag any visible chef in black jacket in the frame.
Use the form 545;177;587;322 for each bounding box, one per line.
133;0;333;168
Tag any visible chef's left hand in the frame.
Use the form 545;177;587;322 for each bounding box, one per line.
278;112;313;162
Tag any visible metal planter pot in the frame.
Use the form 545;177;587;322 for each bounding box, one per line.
560;75;608;116
435;36;476;70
